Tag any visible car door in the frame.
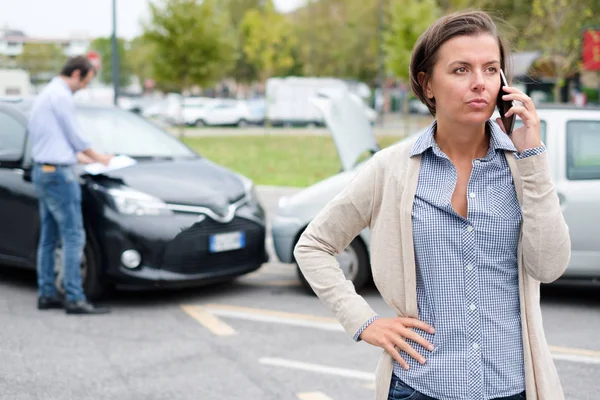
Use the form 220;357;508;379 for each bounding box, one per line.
555;116;600;278
0;104;39;267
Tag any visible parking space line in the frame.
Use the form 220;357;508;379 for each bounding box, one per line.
201;303;344;331
260;357;375;381
550;346;600;364
180;305;236;336
296;392;335;400
550;345;600;358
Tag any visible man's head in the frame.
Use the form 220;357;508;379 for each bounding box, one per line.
60;56;96;93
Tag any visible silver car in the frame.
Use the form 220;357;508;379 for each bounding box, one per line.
271;95;600;292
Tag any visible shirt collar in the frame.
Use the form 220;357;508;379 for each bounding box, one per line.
410;119;517;157
51;76;73;94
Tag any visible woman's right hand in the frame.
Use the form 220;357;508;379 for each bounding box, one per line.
359;317;436;370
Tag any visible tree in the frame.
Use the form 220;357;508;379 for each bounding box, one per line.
222;0;268;83
524;0;596;101
15;43;67;83
128;36;156;89
240;0;298;81
142;0;237;93
89;37;133;88
383;0;441;81
293;0;380;83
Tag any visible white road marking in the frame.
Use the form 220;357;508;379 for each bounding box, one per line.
180;305;236;336
296;392;335;400
201;304;343;332
260;357;375;381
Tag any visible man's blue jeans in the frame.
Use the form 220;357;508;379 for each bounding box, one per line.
32;164;86;302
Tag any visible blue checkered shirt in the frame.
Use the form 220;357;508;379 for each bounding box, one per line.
355;121;546;400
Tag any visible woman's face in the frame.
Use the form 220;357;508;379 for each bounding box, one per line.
422;34;501;127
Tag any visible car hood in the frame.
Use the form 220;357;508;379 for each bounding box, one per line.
310;88;380;171
82;157;247;210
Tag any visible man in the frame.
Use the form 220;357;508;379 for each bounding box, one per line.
29;56;112;315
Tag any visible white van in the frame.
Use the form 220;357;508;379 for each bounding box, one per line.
0;69;32;97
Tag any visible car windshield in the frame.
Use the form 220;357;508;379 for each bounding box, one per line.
76;108;197;158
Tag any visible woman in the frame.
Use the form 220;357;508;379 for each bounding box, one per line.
294;9;570;400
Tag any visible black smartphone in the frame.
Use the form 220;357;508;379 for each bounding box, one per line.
497;68;516;135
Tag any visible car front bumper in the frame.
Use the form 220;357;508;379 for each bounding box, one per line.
96;210;268;289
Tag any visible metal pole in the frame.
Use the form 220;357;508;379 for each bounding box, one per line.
111;0;120;106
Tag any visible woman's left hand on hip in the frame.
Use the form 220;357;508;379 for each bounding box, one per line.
496;85;542;153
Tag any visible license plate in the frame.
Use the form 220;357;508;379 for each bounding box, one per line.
209;231;246;253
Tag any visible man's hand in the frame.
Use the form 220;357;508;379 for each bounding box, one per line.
81;149;113;166
96;153;113;166
76;152;95;164
359;317;435;370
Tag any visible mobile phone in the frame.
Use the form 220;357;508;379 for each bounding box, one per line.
497;68;516;135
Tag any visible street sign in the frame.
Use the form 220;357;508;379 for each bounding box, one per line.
582;29;600;71
87;50;101;71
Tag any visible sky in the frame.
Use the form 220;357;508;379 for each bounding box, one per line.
0;0;306;40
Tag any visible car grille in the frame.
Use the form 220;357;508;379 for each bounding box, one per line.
161;216;265;275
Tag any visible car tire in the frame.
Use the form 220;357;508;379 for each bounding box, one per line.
195;119;205;127
296;237;371;294
54;235;106;301
237;119;248;128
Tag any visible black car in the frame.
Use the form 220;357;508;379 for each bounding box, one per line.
0;99;268;299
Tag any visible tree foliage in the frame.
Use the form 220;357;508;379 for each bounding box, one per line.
383;0;441;80
240;0;298;81
89;37;133;87
15;43;67;83
142;0;237;93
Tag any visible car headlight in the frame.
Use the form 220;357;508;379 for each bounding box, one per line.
107;187;172;216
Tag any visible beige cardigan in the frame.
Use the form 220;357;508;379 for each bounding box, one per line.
294;136;571;400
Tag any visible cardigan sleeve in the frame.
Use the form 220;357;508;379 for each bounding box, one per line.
293;154;382;337
514;151;571;283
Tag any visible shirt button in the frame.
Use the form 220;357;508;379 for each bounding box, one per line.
469;304;477;311
466;225;474;232
473;343;480;350
469;192;476;198
466;264;473;271
474;160;481;165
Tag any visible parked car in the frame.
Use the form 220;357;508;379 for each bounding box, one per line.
0;99;268;299
271;96;600;292
194;100;262;127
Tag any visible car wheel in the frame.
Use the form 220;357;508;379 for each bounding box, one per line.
237;119;248;128
195;119;205;127
296;237;371;294
54;237;106;301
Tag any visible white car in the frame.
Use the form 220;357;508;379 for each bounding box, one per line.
271;97;600;292
193;100;261;127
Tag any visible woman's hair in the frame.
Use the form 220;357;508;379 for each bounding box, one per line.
409;9;511;116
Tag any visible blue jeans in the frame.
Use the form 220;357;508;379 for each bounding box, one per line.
388;373;526;400
32;164;86;302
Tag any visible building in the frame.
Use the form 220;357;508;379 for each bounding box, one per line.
0;28;91;59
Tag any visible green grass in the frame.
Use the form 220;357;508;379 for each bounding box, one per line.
182;135;402;187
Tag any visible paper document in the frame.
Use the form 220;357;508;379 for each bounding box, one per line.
84;155;137;175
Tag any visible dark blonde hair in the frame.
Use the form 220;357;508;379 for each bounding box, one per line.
410;10;511;116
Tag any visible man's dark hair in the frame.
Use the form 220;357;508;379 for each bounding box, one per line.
60;56;95;79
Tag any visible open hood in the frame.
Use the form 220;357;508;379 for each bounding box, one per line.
310;88;380;171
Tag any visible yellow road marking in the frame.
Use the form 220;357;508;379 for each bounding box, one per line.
180;305;236;336
202;303;338;324
550;345;600;358
297;392;334;400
